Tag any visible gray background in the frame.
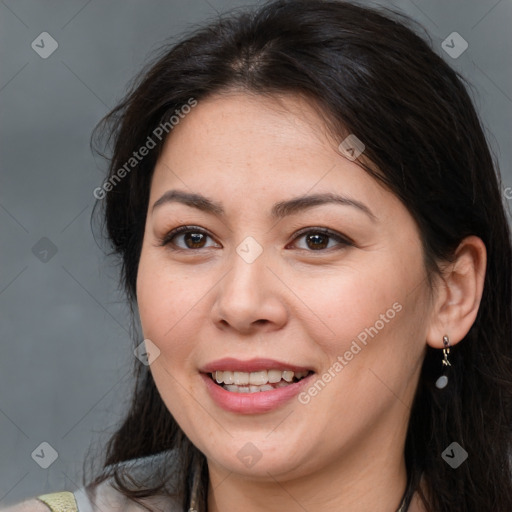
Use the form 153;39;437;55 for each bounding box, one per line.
1;0;511;506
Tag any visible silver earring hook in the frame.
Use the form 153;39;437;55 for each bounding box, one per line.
442;335;451;367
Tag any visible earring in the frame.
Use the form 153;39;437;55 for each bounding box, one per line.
435;335;451;389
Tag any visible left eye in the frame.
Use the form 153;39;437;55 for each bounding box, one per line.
159;226;352;251
289;228;353;251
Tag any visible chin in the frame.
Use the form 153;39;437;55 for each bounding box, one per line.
196;431;319;479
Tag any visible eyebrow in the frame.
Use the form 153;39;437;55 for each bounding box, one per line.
152;189;377;222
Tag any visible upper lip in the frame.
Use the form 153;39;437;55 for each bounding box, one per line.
200;358;314;374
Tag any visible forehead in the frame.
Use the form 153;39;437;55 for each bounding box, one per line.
164;92;336;164
150;92;378;196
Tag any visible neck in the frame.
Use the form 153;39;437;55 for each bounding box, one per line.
207;429;410;512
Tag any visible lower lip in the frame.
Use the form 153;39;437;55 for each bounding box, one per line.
201;373;314;414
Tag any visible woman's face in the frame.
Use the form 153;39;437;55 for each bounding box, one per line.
136;92;433;482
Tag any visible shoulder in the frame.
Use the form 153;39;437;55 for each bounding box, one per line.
1;449;183;512
0;499;50;511
1;482;180;512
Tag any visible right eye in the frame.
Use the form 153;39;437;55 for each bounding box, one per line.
158;225;220;251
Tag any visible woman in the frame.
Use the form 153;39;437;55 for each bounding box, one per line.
4;0;511;510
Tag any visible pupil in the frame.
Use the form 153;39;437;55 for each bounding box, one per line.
307;233;328;250
186;232;205;248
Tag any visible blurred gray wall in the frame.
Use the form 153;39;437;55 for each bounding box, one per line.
1;0;511;506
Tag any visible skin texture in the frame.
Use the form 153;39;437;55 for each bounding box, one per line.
135;92;486;512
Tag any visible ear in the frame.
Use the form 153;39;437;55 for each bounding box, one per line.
426;235;487;349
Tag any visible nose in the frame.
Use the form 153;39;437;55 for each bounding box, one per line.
211;245;288;335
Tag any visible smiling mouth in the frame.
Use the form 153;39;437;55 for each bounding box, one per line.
209;369;314;393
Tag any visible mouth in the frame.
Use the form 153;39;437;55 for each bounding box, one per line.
200;358;316;413
209;369;314;393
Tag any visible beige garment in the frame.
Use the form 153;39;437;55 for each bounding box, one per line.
37;492;78;512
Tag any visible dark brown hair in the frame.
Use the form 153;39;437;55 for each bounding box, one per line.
85;1;512;510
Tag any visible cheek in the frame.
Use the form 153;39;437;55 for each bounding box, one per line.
303;254;428;397
301;264;403;355
136;250;210;365
137;249;181;330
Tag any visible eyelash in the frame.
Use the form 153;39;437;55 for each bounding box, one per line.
157;225;354;252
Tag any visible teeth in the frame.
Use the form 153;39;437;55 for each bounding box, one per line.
249;371;268;385
267;370;282;383
210;369;311;386
233;371;249;385
222;383;283;393
282;371;294;382
223;371;234;385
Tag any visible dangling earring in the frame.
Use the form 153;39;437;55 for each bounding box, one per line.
435;334;451;389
